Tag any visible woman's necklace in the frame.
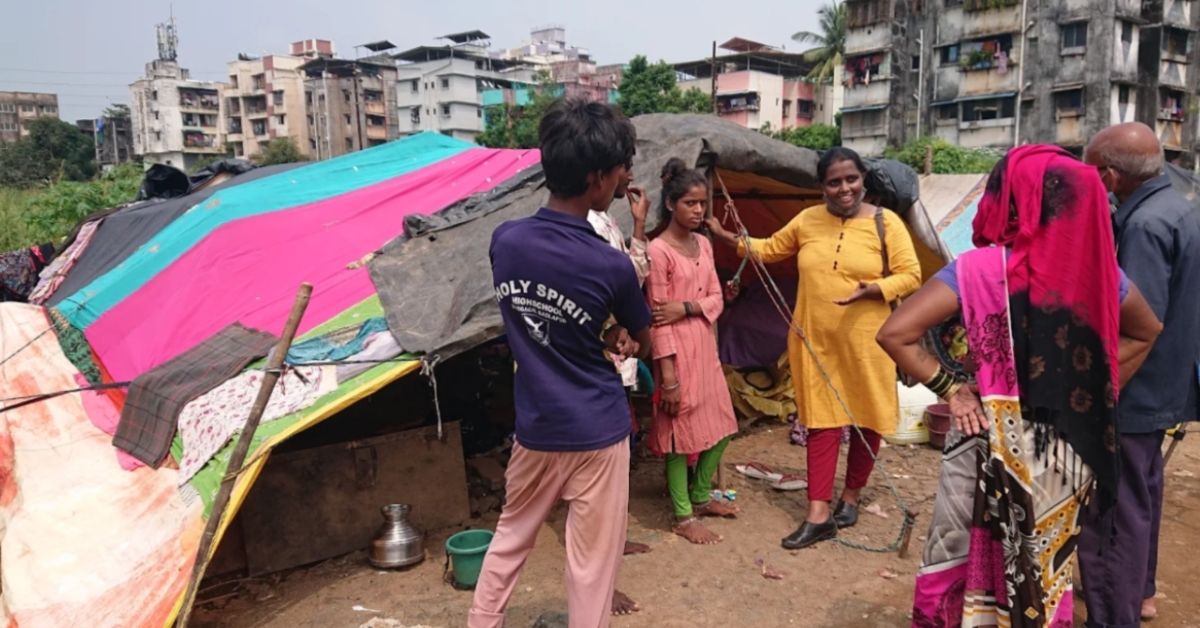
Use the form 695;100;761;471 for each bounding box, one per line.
665;232;700;257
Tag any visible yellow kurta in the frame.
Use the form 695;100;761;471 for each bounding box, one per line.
739;206;921;433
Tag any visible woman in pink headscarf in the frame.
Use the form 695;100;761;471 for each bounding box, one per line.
877;145;1162;627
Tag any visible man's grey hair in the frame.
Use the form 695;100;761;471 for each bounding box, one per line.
1087;139;1164;181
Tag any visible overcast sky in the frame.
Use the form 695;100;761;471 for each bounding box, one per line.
0;0;823;122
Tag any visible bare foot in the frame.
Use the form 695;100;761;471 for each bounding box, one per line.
1142;597;1158;621
623;540;651;555
611;589;640;616
673;517;722;544
694;500;740;518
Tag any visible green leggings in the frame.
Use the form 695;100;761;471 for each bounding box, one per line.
665;436;731;518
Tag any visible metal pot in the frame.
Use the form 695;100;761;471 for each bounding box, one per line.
369;504;424;568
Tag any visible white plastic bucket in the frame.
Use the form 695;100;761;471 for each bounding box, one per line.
886;382;936;445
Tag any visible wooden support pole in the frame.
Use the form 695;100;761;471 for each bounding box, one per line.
175;283;313;627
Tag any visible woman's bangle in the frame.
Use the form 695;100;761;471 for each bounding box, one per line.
924;366;959;399
684;302;695;317
661;382;681;391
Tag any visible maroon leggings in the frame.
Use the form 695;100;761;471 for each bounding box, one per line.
805;427;882;502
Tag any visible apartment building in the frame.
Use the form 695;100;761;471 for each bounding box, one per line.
0;91;60;143
840;0;925;156
675;38;834;131
93;114;134;168
225;40;332;159
394;31;538;141
846;0;1200;161
130;20;225;169
301;55;400;159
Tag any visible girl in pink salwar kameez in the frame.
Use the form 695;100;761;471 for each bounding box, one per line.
646;159;739;546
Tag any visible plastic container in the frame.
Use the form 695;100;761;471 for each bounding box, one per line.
925;403;952;450
445;529;494;589
885;382;936;445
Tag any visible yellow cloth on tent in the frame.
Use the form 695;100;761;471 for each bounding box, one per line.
725;353;796;420
739;206;921;433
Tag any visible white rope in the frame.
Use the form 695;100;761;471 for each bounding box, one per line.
421;354;444;440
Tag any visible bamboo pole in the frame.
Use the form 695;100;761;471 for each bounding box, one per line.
175;283;313;627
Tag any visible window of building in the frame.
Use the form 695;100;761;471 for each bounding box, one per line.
844;53;887;87
477;108;483;118
411;80;419;93
1054;89;1084;117
1163;28;1191;59
343;89;351;103
962;96;1016;121
912;55;921;71
152;90;158;101
936;104;958;120
20;105;33;113
307;114;314;126
306;92;313;106
230;75;239;88
441;78;450;89
939;45;960;65
310;138;317;150
441;130;454;137
1160;88;1186;120
798;100;815;117
345;114;352;125
441;104;451;116
1121;21;1134;45
960;35;1014;69
411;108;421;124
273;91;284;106
0;104;11;112
154;131;162;141
1061;22;1088;52
276;114;286;125
782;99;792;119
42;106;56;114
345;138;353;151
153;111;159;120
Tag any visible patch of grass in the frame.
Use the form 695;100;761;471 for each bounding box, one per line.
0;163;142;252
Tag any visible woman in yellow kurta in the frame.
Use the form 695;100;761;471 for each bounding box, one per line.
708;147;921;549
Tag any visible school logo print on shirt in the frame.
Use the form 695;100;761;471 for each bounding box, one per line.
495;279;598;350
522;314;551;347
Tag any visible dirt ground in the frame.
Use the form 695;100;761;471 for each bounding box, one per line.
193;422;1200;628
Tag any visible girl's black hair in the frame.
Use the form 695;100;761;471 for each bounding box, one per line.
659;157;709;223
817;146;869;184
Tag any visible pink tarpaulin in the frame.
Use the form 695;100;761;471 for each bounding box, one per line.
85;148;539;381
0;303;202;628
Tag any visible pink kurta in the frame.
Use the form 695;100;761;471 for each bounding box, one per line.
646;236;738;455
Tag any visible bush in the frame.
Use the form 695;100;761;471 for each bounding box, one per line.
0;162;142;251
763;123;841;151
884;137;1000;174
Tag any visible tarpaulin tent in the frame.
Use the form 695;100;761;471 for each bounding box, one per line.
1;115;949;628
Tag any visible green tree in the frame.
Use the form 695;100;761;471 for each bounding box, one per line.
1;162;142;250
763;123;842;150
255;137;308;166
617;55;712;117
477;72;560;149
884;136;1000;174
103;104;131;119
793;2;847;82
0;117;96;187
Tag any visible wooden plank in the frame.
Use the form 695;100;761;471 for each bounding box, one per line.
238;421;469;575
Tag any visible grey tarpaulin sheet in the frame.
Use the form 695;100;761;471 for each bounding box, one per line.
369;113;949;360
46;163;301;305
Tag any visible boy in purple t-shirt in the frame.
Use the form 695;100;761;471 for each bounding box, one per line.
468;98;652;628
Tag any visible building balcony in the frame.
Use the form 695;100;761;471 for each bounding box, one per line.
958;62;1019;97
366;125;389;140
1160;61;1189;89
245;109;270;119
961;9;1020;40
843;79;892;109
963;0;1018;12
845;27;891;56
1056;115;1086;147
1157;119;1186;150
365;101;386;116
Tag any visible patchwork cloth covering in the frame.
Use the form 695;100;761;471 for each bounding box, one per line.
113;323;277;467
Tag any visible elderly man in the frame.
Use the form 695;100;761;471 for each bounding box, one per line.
1079;122;1200;627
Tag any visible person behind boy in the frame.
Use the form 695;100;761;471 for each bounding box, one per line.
468;97;652;628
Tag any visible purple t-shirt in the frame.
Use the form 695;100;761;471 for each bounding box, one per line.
491;208;652;452
933;257;1130;302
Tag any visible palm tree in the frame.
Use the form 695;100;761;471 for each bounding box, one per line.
793;1;847;82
